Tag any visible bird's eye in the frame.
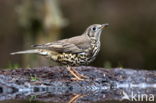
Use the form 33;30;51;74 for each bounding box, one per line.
92;27;96;31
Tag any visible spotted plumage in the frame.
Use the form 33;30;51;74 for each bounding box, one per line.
11;24;108;80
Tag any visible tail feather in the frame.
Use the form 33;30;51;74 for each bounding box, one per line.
10;49;39;55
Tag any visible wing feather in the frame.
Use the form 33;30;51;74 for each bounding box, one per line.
32;35;90;53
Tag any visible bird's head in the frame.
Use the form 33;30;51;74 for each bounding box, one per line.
84;24;109;40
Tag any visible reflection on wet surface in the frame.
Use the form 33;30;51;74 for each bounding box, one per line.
0;86;156;103
0;67;156;103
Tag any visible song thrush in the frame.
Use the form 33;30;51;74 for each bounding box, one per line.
11;24;108;80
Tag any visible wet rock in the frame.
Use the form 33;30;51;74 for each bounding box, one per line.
0;66;156;102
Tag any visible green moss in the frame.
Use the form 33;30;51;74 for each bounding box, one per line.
6;63;20;70
30;75;39;81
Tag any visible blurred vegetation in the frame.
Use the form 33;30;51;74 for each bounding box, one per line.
0;0;156;70
6;63;20;70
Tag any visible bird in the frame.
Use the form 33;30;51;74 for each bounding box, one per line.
11;24;109;80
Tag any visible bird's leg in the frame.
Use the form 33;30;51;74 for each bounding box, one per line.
66;66;83;80
70;67;88;79
66;66;88;80
68;94;84;103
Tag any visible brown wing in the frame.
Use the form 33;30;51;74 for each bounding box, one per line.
32;35;91;53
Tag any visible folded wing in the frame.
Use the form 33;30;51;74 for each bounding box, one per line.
32;35;91;54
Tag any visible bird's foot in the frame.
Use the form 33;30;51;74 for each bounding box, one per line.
79;74;89;79
71;77;84;81
71;74;89;81
66;66;89;81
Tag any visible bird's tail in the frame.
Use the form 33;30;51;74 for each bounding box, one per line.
10;49;39;55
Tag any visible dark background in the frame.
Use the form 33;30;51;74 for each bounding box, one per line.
0;0;156;70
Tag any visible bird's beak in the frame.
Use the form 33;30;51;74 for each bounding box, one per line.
101;23;109;29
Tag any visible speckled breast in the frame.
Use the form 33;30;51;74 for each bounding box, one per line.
56;40;100;66
57;52;91;66
57;48;100;66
